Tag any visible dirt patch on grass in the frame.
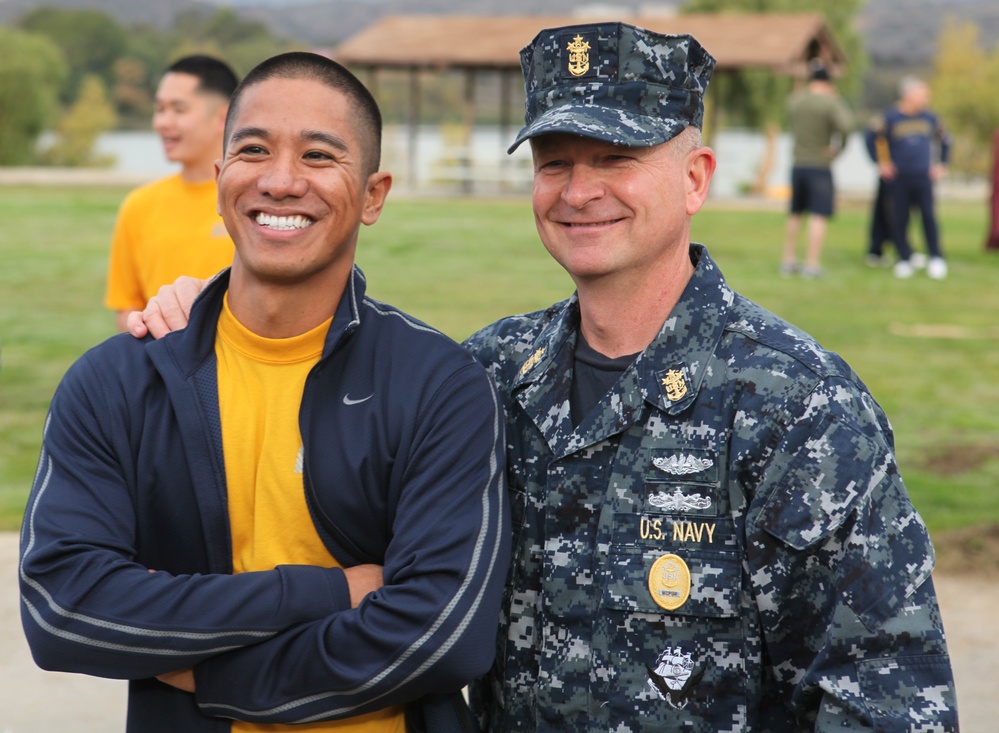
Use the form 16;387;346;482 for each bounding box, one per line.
920;444;999;475
933;523;999;577
913;444;999;575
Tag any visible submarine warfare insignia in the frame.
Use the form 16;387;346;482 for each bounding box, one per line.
649;488;712;513
648;553;691;611
652;454;713;476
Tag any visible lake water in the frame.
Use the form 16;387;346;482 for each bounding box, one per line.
95;127;880;199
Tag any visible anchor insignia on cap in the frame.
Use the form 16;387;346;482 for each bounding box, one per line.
566;34;590;77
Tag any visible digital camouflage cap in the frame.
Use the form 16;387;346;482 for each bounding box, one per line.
508;22;716;153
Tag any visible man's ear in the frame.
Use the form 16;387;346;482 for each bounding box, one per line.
361;171;393;226
685;147;716;216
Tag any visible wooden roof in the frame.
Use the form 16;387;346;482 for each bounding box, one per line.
334;13;845;75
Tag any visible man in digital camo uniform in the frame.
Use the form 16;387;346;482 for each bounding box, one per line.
463;22;958;732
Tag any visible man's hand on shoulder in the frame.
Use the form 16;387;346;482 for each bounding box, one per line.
126;276;209;340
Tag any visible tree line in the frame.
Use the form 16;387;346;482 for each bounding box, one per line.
1;2;997;177
0;6;302;166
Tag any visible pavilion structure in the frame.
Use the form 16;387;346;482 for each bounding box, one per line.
334;13;846;191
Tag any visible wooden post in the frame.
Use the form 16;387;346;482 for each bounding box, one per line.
407;68;421;191
499;69;513;191
462;68;475;194
988;130;999;251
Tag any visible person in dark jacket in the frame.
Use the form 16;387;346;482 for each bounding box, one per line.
20;52;509;733
865;76;952;279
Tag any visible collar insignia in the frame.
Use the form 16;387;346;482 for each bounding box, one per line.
661;368;688;402
652;454;713;475
518;346;546;377
566;34;591;77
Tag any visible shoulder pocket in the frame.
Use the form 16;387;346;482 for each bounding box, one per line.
753;412;936;630
755;413;870;550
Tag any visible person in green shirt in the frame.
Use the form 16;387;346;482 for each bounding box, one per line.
781;62;853;277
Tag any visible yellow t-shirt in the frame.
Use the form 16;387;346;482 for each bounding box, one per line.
104;174;234;312
215;297;405;733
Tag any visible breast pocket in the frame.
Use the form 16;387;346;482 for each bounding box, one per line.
595;513;748;730
604;544;741;618
606;511;740;613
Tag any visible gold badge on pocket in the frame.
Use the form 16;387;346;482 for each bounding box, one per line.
648;553;691;611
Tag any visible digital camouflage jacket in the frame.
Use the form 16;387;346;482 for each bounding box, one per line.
464;245;957;732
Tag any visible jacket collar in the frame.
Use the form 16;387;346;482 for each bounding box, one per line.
149;265;368;376
512;245;732;456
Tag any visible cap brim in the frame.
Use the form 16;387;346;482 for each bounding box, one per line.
507;102;687;154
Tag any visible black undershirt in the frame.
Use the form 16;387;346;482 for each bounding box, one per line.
569;332;640;427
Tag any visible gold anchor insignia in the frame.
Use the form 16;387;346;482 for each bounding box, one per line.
518;346;546;376
648;553;691;611
566;34;590;77
661;369;688;402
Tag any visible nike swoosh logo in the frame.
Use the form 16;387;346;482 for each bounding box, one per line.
343;394;373;406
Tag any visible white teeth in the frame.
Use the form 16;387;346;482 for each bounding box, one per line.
255;212;313;230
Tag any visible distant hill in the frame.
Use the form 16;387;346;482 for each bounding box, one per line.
0;0;584;46
1;0;997;69
857;0;999;66
0;0;206;29
230;0;586;50
230;0;585;46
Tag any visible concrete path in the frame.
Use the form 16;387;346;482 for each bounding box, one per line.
1;533;126;732
1;533;993;731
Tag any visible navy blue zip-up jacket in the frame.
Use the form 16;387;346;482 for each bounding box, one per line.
20;267;510;732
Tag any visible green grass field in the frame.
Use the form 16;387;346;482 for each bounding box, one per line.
1;184;997;540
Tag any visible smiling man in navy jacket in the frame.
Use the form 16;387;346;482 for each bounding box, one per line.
20;52;509;733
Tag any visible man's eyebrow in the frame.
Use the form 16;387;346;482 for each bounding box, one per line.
302;130;349;152
227;127;350;153
229;126;268;145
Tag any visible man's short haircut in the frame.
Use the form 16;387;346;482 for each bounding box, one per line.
225;51;383;175
166;54;239;100
899;75;925;98
669;125;703;158
808;60;831;83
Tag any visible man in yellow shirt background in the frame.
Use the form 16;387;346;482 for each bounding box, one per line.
104;54;239;330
